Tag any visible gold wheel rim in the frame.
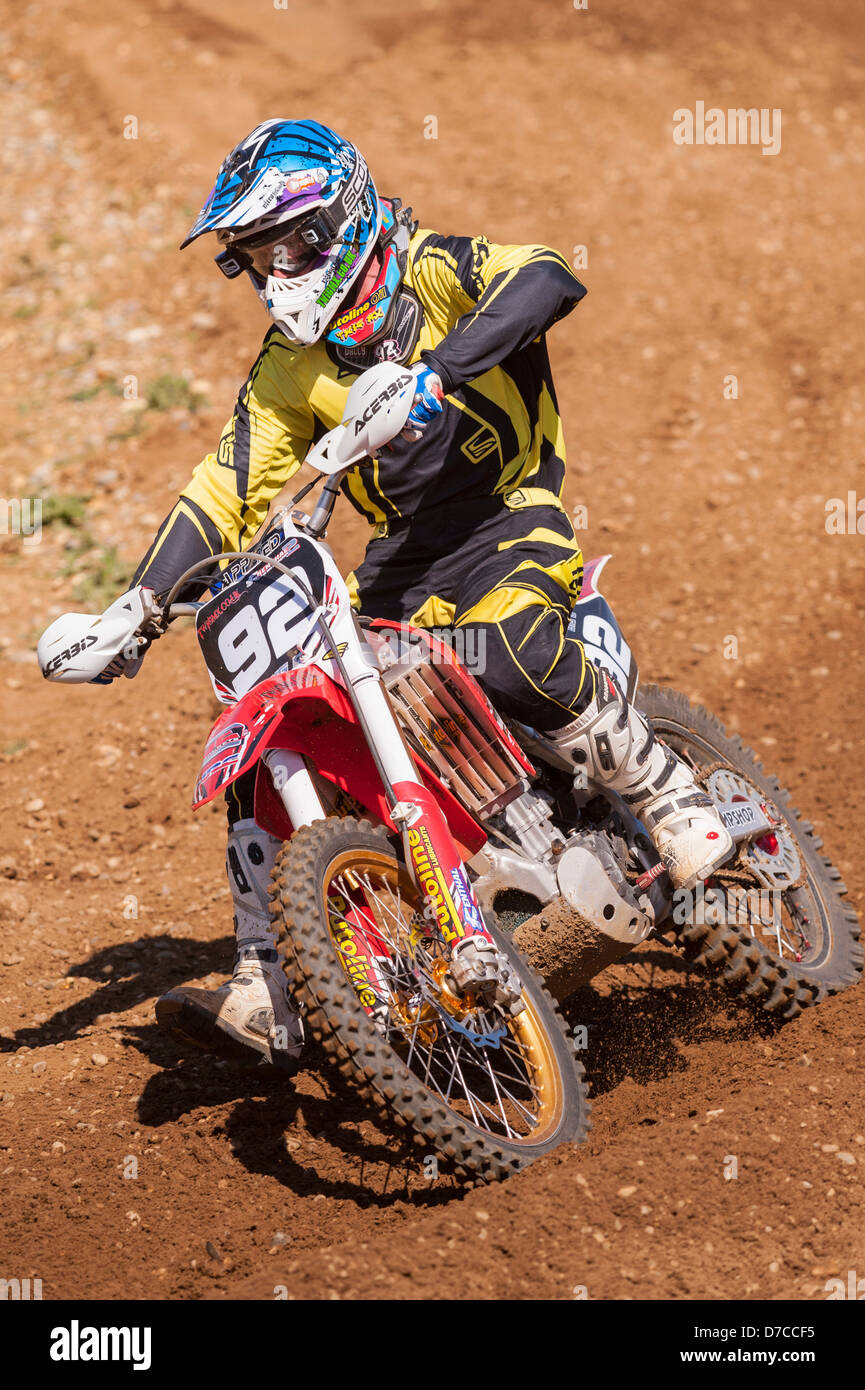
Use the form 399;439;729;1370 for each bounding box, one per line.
320;845;565;1146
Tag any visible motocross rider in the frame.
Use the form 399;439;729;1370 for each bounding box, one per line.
96;120;732;1069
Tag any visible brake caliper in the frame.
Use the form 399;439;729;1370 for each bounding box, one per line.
446;936;526;1018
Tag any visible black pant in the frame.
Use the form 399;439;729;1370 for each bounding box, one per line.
351;493;595;729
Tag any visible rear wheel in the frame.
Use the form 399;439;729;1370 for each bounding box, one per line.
636;684;862;1019
270;816;590;1180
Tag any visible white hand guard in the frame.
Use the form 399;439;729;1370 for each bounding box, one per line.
37;586;160;684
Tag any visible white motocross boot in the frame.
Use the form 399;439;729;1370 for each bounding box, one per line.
549;669;733;889
156;819;304;1070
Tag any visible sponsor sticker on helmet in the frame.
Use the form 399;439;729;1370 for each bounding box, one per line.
284;166;328;194
316;247;359;308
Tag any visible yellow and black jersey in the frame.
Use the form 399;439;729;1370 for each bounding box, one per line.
134;228;586;596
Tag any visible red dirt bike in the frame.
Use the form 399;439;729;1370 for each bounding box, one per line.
38;364;861;1181
38;365;589;1181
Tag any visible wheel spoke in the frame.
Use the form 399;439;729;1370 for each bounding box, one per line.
656;749;826;969
324;856;555;1144
479;1049;538;1129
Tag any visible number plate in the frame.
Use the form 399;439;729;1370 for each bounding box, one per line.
567;593;638;701
715;799;772;840
196;528;332;701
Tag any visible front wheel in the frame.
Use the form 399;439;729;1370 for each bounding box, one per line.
269;817;590;1181
636;684;862;1019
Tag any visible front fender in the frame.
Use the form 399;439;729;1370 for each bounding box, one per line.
193;666;485;858
193;667;352;808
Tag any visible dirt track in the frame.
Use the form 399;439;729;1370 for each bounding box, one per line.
1;0;863;1300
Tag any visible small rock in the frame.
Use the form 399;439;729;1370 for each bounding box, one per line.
821;1143;839;1153
126;324;162;344
91;1053;109;1067
0;856;18;878
25;797;45;813
474;1210;490;1223
837;1152;856;1166
31;1060;47;1074
70;862;101;880
0;885;29;920
617;1185;638;1198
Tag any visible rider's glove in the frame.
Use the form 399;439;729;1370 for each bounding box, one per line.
90;643;147;685
402;365;444;441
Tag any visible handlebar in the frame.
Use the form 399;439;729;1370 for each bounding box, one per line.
160;549;323;627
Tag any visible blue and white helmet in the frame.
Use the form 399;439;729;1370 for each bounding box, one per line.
181;120;383;346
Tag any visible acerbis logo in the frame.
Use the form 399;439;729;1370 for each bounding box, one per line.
42;634;98;675
50;1320;152;1370
352;373;413;434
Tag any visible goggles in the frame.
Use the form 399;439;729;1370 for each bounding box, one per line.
215;207;344;281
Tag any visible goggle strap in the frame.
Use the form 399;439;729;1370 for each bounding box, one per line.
214;248;252;279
